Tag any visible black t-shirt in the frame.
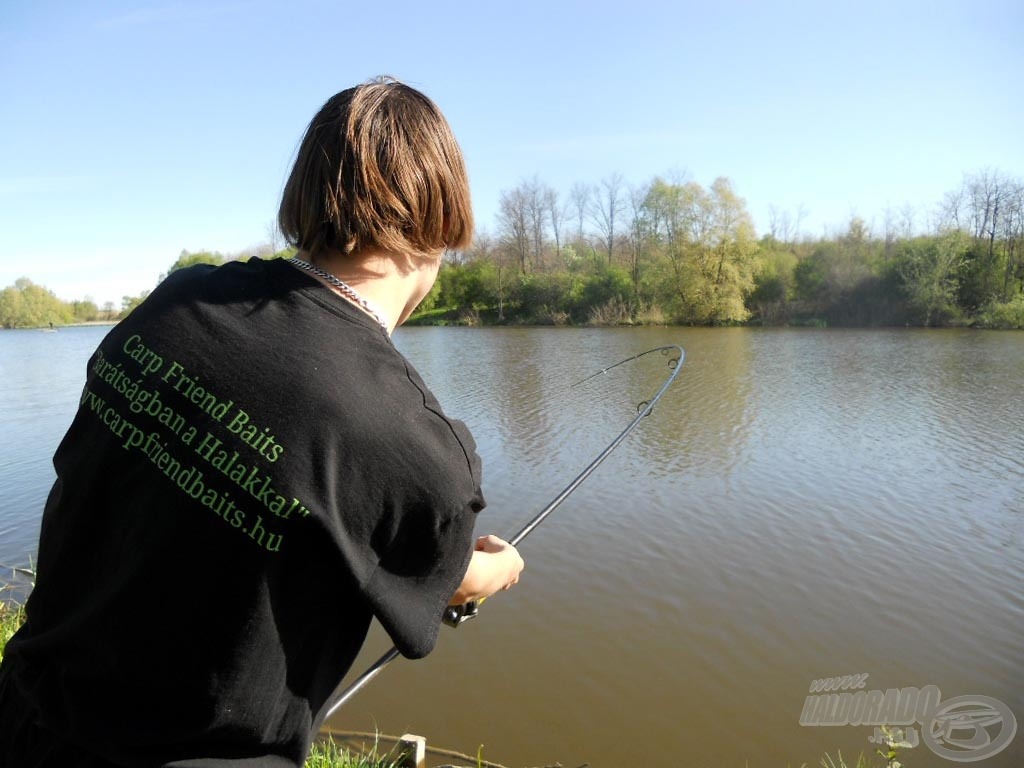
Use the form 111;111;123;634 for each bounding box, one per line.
4;258;483;766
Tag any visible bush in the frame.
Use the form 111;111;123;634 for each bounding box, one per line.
587;298;633;326
511;272;576;318
977;294;1024;329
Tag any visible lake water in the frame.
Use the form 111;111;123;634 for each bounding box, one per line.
1;325;1022;767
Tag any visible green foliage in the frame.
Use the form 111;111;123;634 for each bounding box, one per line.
957;240;1005;311
794;253;828;303
436;259;501;310
575;263;633;316
0;592;27;663
634;176;757;324
895;231;968;326
0;278;74;328
510;271;578;323
166;249;226;275
747;247;799;324
752;249;798;303
977;293;1024;328
121;290;152;317
3;169;1021;331
70;298;101;322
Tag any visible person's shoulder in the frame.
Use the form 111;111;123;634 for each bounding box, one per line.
378;353;482;479
168;256;286;291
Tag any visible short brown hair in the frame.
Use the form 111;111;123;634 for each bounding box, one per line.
278;77;473;260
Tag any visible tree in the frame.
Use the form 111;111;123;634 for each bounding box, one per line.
0;278;73;328
590;172;626;265
943;170;1024;308
0;286;23;328
121;290;152;317
70;298;100;322
896;231;967;326
497;186;531;274
626;182;651;292
522;177;549;271
749;240;798;324
638;176;757;324
701;177;758;323
831;217;875;293
471;230;506;320
569;182;590;243
767;203;808;245
545;186;564;265
164;249;225;278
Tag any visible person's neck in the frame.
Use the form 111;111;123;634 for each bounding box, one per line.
302;249;434;335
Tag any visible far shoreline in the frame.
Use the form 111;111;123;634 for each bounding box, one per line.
1;321;119;331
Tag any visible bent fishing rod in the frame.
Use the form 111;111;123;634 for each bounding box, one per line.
323;344;685;718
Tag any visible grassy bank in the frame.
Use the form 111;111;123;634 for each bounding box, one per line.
0;594;25;660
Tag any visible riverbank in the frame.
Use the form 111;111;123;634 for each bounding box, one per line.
403;303;1024;330
0;321;119;331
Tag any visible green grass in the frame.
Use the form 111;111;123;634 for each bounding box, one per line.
0;593;25;664
820;752;891;768
305;737;405;768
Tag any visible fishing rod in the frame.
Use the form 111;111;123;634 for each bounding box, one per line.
322;344;685;718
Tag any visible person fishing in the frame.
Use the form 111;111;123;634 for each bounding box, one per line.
0;76;524;768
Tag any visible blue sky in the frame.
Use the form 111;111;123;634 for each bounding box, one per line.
2;0;1022;306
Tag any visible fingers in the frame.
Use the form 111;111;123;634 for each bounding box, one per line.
475;534;524;591
474;534;509;553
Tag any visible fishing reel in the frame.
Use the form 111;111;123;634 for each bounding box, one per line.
442;599;480;627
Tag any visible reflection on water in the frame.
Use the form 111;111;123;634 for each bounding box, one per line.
2;326;1022;767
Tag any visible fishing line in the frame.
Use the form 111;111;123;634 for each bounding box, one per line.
322;344;684;718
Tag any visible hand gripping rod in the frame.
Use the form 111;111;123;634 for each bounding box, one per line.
322;345;685;719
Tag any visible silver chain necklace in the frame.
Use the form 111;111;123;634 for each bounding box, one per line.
288;257;390;333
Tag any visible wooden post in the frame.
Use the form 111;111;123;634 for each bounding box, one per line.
397;733;426;768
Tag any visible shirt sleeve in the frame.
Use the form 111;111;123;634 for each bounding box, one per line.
362;491;480;659
360;392;486;657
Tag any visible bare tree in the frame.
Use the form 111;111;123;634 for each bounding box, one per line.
626;182;651;290
498;186;530;273
940;185;964;230
898;203;916;240
767;203;806;245
882;204;897;259
768;204;784;242
591;172;626;265
522;177;549;270
966;168;1008;260
569;182;591;242
544;186;564;264
792;204;808;242
1000;181;1024;297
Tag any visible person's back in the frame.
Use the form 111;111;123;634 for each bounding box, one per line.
0;77;523;768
